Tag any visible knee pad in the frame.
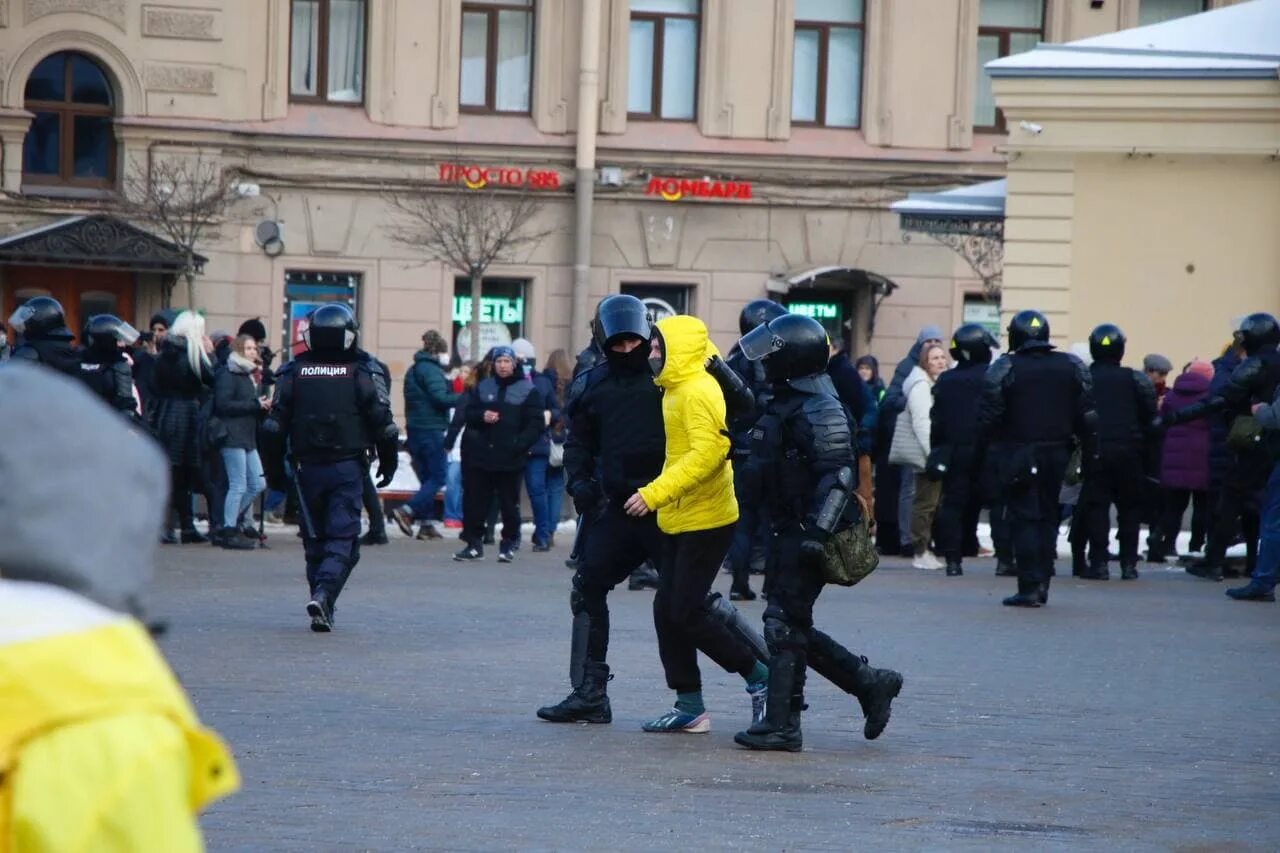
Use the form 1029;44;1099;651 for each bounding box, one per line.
763;613;802;654
571;573;606;616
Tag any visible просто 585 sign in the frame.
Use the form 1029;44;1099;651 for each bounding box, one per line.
438;163;560;190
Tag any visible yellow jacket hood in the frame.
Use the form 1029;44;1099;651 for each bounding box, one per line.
653;315;721;389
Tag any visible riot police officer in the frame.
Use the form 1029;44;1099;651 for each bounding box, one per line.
722;299;788;600
79;314;142;420
978;310;1094;607
261;304;398;632
537;295;670;722
1162;312;1280;599
931;323;1004;577
732;313;903;752
1080;324;1157;581
7;296;83;377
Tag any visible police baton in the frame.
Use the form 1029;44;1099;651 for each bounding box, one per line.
291;461;318;540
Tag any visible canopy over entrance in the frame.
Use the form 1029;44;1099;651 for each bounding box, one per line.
0;215;206;273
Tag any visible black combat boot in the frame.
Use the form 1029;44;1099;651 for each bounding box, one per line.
945;560;963;577
1003;578;1043;608
536;662;613;723
1084;562;1110;581
995;560;1017;577
735;652;803;752
807;630;903;740
306;589;332;632
1120;563;1139;581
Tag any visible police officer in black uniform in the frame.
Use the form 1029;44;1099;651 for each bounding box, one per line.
356;346;393;546
1162;312;1280;597
7;296;83;377
537;295;669;722
261;304;398;632
722;299;788;600
978;310;1094;608
1079;324;1157;581
732;313;903;752
932;323;1003;577
79;314;142;421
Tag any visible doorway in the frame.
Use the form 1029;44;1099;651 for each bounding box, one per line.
2;265;135;340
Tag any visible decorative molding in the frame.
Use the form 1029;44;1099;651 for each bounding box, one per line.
640;208;684;267
533;0;569;133
142;5;221;41
861;0;892;146
144;62;217;95
764;0;792;140
7;29;143;113
430;0;460;128
26;0;126;32
0;215;205;273
949;0;978;149
261;0;287;119
599;0;629;134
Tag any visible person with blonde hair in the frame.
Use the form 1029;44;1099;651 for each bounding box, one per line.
151;310;215;544
213;333;270;549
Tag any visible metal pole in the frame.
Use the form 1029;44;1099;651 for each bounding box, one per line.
571;0;602;353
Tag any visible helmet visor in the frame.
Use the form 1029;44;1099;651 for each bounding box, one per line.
113;321;141;346
7;304;34;334
738;321;785;362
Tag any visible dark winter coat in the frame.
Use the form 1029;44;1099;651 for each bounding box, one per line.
827;350;878;457
213;355;262;450
11;332;83;378
460;372;543;472
404;350;458;433
528;369;564;457
1207;349;1241;490
150;337;215;467
1159;370;1211;492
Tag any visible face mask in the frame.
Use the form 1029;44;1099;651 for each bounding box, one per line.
438;353;450;367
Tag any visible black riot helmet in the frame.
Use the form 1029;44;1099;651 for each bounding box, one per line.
595;294;651;347
85;314;140;355
950;323;995;365
1007;309;1051;352
1088;323;1127;364
1235;312;1280;356
304;303;358;355
739;313;830;391
8;296;67;340
739;299;788;337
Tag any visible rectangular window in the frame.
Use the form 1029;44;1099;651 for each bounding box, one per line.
792;0;864;128
290;0;366;104
974;0;1044;132
459;0;534;114
1138;0;1207;26
620;283;692;322
284;271;360;359
962;295;1002;339
453;277;527;362
628;0;699;120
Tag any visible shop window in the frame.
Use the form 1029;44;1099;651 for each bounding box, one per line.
791;0;864;128
973;0;1044;133
620;283;692;323
1138;0;1207;26
962;295;1002;341
284;271;360;358
453;277;527;362
22;52;115;188
627;0;699;120
290;0;366;104
784;292;851;349
460;0;534;114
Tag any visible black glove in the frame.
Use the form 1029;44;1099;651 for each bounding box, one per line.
571;481;604;517
375;442;398;488
799;536;827;570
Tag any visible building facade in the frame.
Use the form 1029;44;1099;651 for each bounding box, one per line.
0;0;1240;415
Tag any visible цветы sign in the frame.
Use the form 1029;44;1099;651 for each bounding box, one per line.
645;177;752;202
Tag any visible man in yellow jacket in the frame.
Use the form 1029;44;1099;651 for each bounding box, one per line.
623;315;770;733
0;364;239;851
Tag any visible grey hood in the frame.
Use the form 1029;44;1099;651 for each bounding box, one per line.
0;363;168;614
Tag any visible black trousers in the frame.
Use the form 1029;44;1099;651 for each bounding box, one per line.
462;466;521;549
573;505;665;663
298;458;363;605
1157;487;1208;556
1205;454;1271;572
1005;444;1071;592
653;522;757;694
936;450;997;563
1082;450;1144;568
170;464;205;532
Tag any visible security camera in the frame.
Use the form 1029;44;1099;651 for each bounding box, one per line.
1019;121;1044;135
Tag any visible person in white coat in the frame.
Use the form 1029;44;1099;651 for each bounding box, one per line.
889;343;950;568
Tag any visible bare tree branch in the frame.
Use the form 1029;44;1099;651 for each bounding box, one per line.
117;151;241;308
386;179;555;359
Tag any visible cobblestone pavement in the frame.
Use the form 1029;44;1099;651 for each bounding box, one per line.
152;531;1279;851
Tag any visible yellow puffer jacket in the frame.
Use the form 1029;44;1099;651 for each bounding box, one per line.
0;582;239;852
637;315;739;535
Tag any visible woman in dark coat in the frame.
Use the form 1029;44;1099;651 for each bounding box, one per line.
151;311;215;543
859;354;902;552
1151;360;1213;561
213;333;269;549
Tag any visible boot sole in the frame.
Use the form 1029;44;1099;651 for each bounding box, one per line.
306;601;331;632
733;732;802;752
864;673;904;740
535;711;612;724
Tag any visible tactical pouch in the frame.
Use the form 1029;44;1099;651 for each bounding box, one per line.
821;494;879;587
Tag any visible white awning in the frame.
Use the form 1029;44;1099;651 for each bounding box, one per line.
890;179;1006;220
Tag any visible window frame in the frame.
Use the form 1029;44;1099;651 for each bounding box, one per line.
791;5;867;129
458;0;537;115
1137;0;1209;27
974;0;1046;134
627;3;701;122
22;52;116;190
288;0;369;106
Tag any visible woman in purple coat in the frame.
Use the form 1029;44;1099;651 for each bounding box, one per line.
1150;360;1214;561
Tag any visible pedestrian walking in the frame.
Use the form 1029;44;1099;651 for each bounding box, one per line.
394;330;458;541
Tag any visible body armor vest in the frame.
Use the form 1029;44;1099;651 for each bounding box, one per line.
290;360;368;461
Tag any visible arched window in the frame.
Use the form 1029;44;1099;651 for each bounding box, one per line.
23;51;116;188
